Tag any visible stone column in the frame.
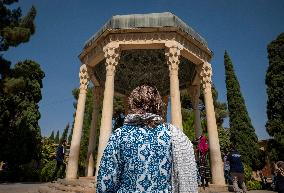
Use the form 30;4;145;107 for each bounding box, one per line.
198;62;225;185
95;43;120;178
86;86;102;177
165;42;183;129
188;84;202;139
66;64;89;179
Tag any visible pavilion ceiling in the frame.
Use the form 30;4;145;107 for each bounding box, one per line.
93;49;196;96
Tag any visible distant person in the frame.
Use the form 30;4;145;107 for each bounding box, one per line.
197;135;211;189
52;139;67;179
96;85;198;193
227;144;247;193
223;152;231;184
275;161;284;193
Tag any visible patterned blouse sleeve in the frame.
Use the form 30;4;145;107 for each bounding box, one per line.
171;124;198;193
96;130;121;193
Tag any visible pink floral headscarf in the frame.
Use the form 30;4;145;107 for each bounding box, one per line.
198;135;209;154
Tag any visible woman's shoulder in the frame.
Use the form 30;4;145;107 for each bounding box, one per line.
166;123;185;136
166;123;193;145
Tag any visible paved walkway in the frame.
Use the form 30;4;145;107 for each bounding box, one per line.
0;183;43;193
0;183;276;193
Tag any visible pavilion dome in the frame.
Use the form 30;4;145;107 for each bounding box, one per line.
84;12;208;49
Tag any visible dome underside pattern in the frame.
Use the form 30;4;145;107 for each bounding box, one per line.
93;49;196;96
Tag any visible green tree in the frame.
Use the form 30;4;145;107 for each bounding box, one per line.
113;95;125;130
182;109;195;141
0;60;44;170
68;127;73;144
180;86;230;157
54;130;60;144
49;131;55;141
265;32;284;161
0;1;36;79
60;123;69;143
224;51;260;167
40;137;56;165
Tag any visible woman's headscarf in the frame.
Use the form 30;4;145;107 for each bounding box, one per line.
198;135;209;155
127;85;164;116
125;85;165;128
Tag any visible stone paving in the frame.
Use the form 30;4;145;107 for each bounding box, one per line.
0;183;43;193
0;182;276;193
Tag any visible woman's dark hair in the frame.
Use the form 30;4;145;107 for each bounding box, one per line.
128;85;164;117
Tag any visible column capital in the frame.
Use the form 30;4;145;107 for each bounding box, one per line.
198;62;212;94
103;42;120;76
165;42;183;74
79;64;89;93
188;85;200;109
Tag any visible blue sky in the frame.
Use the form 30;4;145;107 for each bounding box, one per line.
5;0;284;139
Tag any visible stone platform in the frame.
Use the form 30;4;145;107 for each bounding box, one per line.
198;184;230;193
37;177;96;193
38;177;232;193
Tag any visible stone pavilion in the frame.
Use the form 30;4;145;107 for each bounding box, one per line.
66;12;225;186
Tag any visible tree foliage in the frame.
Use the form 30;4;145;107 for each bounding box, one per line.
49;131;54;141
181;86;230;155
182;109;195;141
0;1;36;77
224;51;260;168
54;130;60;144
113;95;125;130
40;137;56;165
60;123;69;143
68;127;73;144
265;32;284;161
0;60;44;169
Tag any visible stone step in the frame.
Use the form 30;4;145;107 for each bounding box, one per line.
198;184;230;193
37;177;96;193
49;182;92;192
199;189;230;193
57;178;95;188
38;185;71;193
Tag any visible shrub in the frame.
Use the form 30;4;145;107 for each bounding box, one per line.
244;164;253;182
40;161;56;182
40;161;65;182
246;180;262;190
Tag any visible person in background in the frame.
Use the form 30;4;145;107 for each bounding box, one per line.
52;139;67;179
96;85;198;193
227;144;247;193
197;135;211;189
275;161;284;193
223;152;231;184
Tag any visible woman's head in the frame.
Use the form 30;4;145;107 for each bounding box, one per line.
128;85;164;116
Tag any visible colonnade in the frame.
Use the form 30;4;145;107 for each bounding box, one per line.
66;42;225;185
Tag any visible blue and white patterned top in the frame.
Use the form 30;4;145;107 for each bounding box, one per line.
96;114;198;193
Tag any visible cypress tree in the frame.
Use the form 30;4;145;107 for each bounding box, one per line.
49;131;55;141
55;130;60;144
68;127;73;144
224;51;259;167
265;33;284;161
60;123;69;143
